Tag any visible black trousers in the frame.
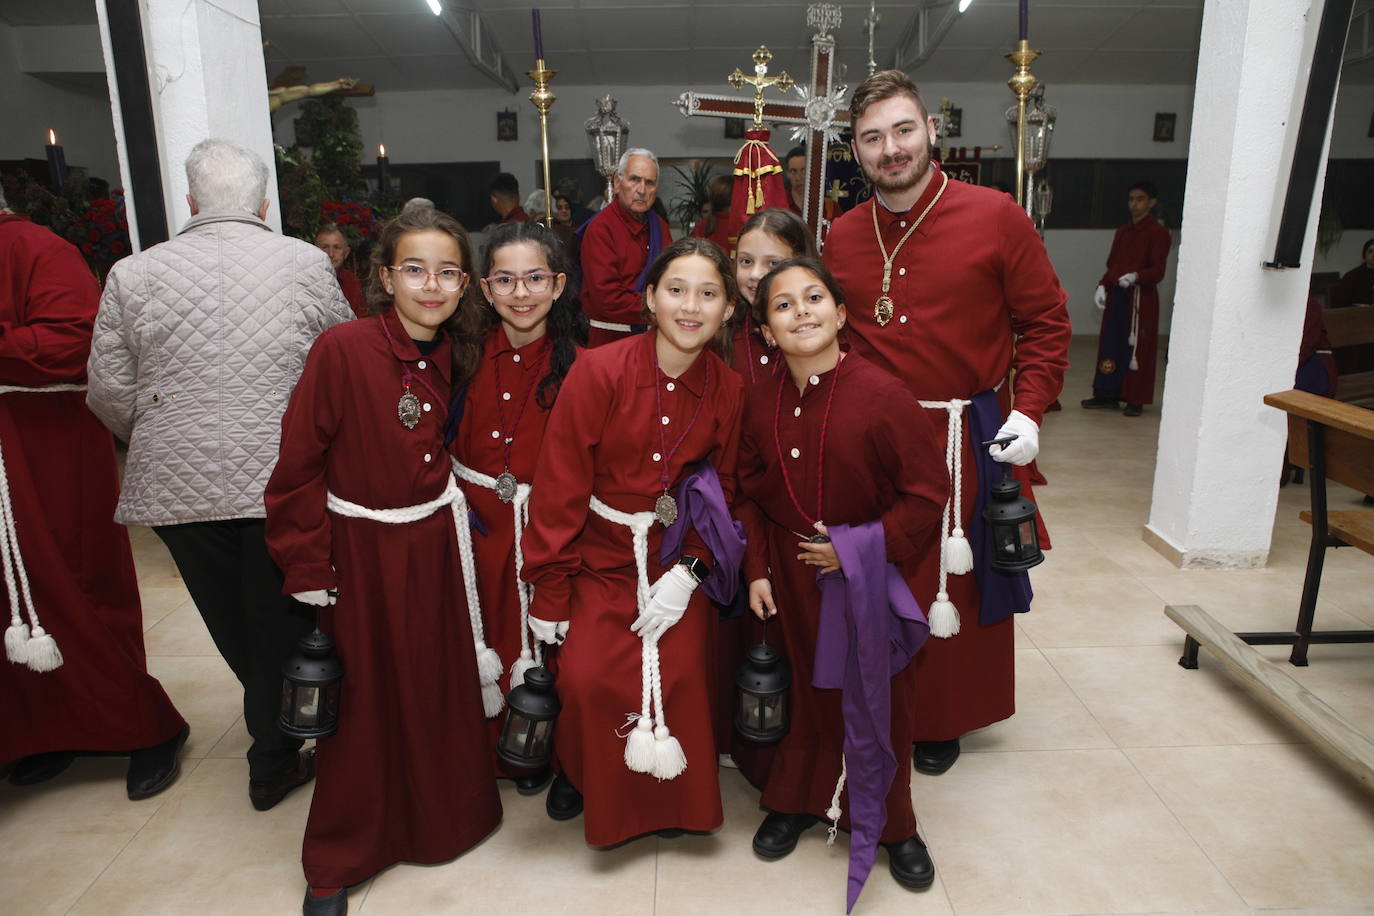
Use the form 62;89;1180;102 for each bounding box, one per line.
154;518;314;780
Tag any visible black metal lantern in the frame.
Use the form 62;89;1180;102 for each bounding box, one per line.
279;629;343;739
735;638;791;743
497;666;561;769
982;471;1045;572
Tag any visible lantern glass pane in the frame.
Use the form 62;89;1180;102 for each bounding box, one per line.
288;685;320;729
762;695;784;731
738;692;762;730
1018;520;1037;552
995;526;1019;557
530;719;553;757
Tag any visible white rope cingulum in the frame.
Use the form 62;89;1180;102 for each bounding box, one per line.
590;494;686;779
826;754;847;847
917;398;973;638
327;474;503;715
1128;285;1141;372
0;383;84;672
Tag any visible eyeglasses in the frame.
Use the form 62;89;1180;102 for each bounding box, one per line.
483;272;559;296
387;265;467;291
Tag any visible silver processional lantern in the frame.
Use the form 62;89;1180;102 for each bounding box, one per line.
584;94;630;209
1005;84;1056;222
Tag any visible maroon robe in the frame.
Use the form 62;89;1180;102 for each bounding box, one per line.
0;214;184;762
1330;264;1374;308
453;326;560;774
578;200;672;347
823;165;1070;741
737;353;947;842
336;267;367;319
522;329;743;846
729;312;779;386
1093;216;1172;405
265;311;501;887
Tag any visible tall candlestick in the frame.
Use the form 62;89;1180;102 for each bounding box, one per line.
45;128;68;193
1006;40;1040;208
532;9;544;63
527;61;557;227
377;143;389;194
1018;0;1028;41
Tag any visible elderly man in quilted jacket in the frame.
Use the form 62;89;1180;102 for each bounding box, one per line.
87;138;353;811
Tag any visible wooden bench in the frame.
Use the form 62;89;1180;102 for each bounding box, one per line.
1323;307;1374;406
1178;389;1374;670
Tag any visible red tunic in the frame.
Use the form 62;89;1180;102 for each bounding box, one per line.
453;326;560;774
265;311;501;887
690;213;733;255
504;206;532;224
521;330;743;846
0;214;184;762
728;312;779;385
579;200;672;346
823;166;1071;740
738;353;947;842
336;267;367;319
1330;264;1374;308
1094;217;1172;405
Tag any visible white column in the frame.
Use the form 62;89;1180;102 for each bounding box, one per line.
1145;0;1339;569
97;0;280;240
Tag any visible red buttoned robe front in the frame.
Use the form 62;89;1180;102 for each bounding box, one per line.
521;329;743;846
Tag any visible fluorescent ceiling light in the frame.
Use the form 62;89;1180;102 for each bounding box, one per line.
427;0;442;15
959;0;973;11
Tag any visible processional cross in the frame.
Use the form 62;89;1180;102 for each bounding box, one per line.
675;3;850;250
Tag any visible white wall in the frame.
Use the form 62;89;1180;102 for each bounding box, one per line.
0;22;121;186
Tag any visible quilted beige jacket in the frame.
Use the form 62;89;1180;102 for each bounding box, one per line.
87;210;354;526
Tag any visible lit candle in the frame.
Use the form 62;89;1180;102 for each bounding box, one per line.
377;144;389;193
1018;0;1028;41
532;8;544;63
45;128;68;192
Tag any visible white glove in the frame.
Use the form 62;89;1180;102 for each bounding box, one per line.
1094;285;1107;310
630;565;698;641
292;589;337;607
529;616;568;645
1117;272;1138;288
989;410;1040;466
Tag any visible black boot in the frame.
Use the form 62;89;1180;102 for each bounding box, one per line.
1080;396;1119;410
514;768;552;795
913;738;961;775
126;724;190;800
250;748;316;811
546;773;583;821
752;812;819;859
8;751;75;786
302;887;347;916
884;835;935;889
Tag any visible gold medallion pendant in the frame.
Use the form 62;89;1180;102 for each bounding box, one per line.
874;296;895;327
494;470;518;504
654;493;679;527
397;391;422;429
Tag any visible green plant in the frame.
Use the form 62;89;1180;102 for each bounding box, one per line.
274;145;327;241
667;160;718;233
293;97;366;201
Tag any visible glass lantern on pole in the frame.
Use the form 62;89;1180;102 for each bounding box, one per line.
1005;84;1056;220
279;629;343;739
981;434;1045;572
497;665;561;769
584;94;629;209
735;625;791;743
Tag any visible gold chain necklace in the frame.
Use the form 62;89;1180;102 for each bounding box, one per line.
870;169;948;327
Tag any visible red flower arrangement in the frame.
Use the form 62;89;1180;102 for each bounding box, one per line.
320;200;380;243
66;192;131;265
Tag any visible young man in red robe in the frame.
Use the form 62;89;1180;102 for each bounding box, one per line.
823;70;1071;776
578;148;672;347
1082;181;1172;416
0;196;187;799
490;172;531;225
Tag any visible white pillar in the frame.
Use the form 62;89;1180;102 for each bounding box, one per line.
1145;0;1340;569
97;0;280;242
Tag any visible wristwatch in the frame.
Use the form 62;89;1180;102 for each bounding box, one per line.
678;555;709;584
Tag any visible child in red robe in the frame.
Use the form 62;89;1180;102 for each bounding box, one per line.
739;257;948;907
730;209;815;384
265;208;502;916
450;220;583;791
521;237;745;847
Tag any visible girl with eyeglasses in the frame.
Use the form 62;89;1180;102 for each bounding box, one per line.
520;237;746;847
265;207;500;916
447;220;585;794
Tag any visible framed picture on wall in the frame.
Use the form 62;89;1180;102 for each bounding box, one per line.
1153;112;1176;143
724;118;745;139
497;109;518;142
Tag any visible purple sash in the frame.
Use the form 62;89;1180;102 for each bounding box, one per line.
658;461;747;605
814;520;928;913
1091;286;1133;398
967;390;1034;624
634;214;666;294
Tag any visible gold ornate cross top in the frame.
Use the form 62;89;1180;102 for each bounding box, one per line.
728;46;794;129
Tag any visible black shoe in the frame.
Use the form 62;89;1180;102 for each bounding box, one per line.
884;835;935;889
515;768;552;796
302;887;347;916
913;738;960;775
752;812;818;859
1080;397;1119;410
655;828;685;839
126;724;190;800
250;748;316;811
1122;404;1143;417
546;773;583;821
7;751;75;786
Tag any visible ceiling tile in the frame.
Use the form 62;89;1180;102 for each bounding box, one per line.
356;12;466;57
263;15;384;59
1103;6;1204;52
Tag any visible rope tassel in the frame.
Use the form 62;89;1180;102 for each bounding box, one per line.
918;397;974;639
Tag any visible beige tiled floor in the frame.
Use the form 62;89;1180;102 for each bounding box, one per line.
5;337;1374;915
